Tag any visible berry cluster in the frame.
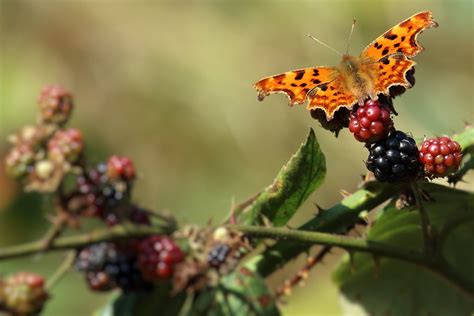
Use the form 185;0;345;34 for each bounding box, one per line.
75;236;186;292
349;99;393;143
137;236;185;281
366;131;420;182
419;137;463;178
312;95;464;182
37;85;73;125
207;244;231;268
76;242;152;292
0;272;49;315
72;158;135;224
4;85;83;192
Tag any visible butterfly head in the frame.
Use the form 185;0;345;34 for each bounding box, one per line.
340;54;360;74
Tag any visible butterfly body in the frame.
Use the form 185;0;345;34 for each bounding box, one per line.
337;54;377;105
255;11;438;120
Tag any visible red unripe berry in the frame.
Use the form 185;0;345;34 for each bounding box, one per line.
366;106;381;120
47;128;84;163
137;236;184;282
0;272;49;315
348;99;393;143
419;137;463;178
106;156;136;181
37;85;73;125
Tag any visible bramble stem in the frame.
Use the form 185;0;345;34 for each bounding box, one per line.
411;181;434;256
233;224;474;299
40;214;67;250
0;224;166;260
46;251;76;290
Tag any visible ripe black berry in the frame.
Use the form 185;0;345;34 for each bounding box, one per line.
366;131;421;182
73;162;132;221
76;242;151;292
207;244;231;268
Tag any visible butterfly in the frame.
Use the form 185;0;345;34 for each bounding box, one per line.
254;11;438;121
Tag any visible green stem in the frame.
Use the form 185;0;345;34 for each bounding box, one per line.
234;225;474;300
411;181;434;256
0;224;166;260
250;182;403;277
46;251;76;290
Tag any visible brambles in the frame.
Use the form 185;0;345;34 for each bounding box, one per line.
3;86;81;192
349;99;393;143
0;272;49;315
76;242;152;292
137;236;185;281
366;131;421;182
1;74;471;315
419;137;463;178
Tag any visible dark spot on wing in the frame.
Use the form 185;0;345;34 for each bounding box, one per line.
382;59;390;65
312;79;321;84
384;33;398;40
291;83;297;87
401;36;406;41
382;48;389;56
394;43;400;48
313;69;319;76
294;71;305;80
320;85;328;92
300;83;307;87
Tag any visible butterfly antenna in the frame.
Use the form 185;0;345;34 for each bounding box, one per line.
307;34;342;56
345;18;357;55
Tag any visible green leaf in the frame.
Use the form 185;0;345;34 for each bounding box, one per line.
95;284;186;316
240;128;326;226
333;183;474;316
189;267;280;316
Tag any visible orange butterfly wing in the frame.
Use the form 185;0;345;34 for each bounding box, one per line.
307;78;357;120
361;11;438;61
362;11;437;97
371;54;416;95
254;67;338;106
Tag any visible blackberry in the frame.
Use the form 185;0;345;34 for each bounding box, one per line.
419;136;463;178
207;244;231;268
37;85;73;125
74;162;132;221
76;242;151;292
107;156;136;181
103;251;152;292
366;131;421;182
349;99;393;143
47;128;84;164
0;272;48;315
138;236;185;281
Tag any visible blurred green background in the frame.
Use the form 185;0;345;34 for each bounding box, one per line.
0;1;472;315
